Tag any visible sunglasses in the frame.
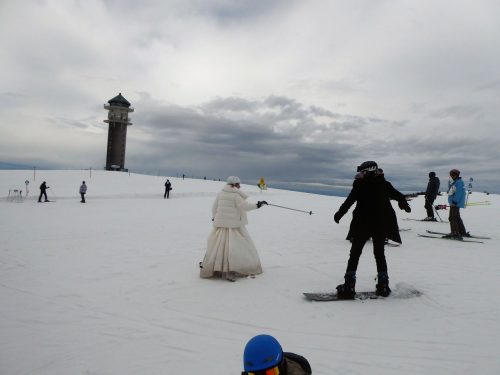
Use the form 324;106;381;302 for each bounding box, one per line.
242;365;280;375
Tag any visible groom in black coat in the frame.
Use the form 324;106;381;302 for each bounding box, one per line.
333;161;411;298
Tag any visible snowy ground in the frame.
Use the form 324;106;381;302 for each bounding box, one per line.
1;170;499;374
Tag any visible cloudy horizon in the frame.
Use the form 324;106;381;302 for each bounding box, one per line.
1;0;500;194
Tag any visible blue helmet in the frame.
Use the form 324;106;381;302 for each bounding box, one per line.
243;335;283;372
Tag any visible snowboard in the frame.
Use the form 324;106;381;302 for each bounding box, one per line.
303;291;379;301
303;283;422;302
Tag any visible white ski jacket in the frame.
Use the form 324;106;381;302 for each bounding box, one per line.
212;185;257;228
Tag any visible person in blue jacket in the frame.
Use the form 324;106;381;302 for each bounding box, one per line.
444;169;468;239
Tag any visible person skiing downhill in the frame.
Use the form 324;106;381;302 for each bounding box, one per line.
333;161;411;298
443;169;468;239
423;172;440;221
200;176;267;281
241;334;311;375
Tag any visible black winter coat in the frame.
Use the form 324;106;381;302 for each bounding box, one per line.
336;174;407;244
425;176;440;201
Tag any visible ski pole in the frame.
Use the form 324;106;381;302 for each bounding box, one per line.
267;203;313;215
48;187;57;200
426;196;444;222
431;202;444;222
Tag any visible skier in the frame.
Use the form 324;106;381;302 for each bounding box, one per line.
79;181;87;203
333;161;411;298
242;334;311;375
423;172;440;221
200;176;267;282
38;181;49;202
164;179;172;199
443;169;468;239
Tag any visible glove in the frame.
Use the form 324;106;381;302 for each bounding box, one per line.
398;200;411;213
256;201;268;208
334;211;342;223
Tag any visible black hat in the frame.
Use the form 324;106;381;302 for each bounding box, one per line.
429;172;436;178
357;161;378;172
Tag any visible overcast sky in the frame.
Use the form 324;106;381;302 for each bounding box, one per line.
1;0;500;193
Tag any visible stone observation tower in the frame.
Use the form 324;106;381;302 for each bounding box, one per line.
103;93;134;171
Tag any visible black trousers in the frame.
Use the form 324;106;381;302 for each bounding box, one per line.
80;193;86;203
164;189;170;198
424;197;435;218
346;234;387;274
449;206;466;235
38;191;48;202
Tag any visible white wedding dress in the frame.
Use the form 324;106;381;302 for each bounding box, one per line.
200;226;263;279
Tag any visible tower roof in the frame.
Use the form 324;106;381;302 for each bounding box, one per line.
107;93;131;108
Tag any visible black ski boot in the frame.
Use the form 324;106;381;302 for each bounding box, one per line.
376;272;391;297
336;272;356;299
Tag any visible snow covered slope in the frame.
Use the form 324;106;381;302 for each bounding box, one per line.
1;170;499;374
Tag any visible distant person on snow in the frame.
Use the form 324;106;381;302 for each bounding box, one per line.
164;179;172;199
38;181;49;202
200;176;267;282
241;334;312;375
423;172;440;221
444;169;468;239
333;161;411;298
80;181;87;203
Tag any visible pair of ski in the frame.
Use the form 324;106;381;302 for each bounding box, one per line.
418;230;491;244
404;218;448;223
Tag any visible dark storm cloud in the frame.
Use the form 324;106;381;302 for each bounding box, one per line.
120;91;500;194
2;1;500;194
125;95;395;185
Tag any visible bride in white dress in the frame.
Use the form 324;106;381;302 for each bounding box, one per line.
200;176;267;281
